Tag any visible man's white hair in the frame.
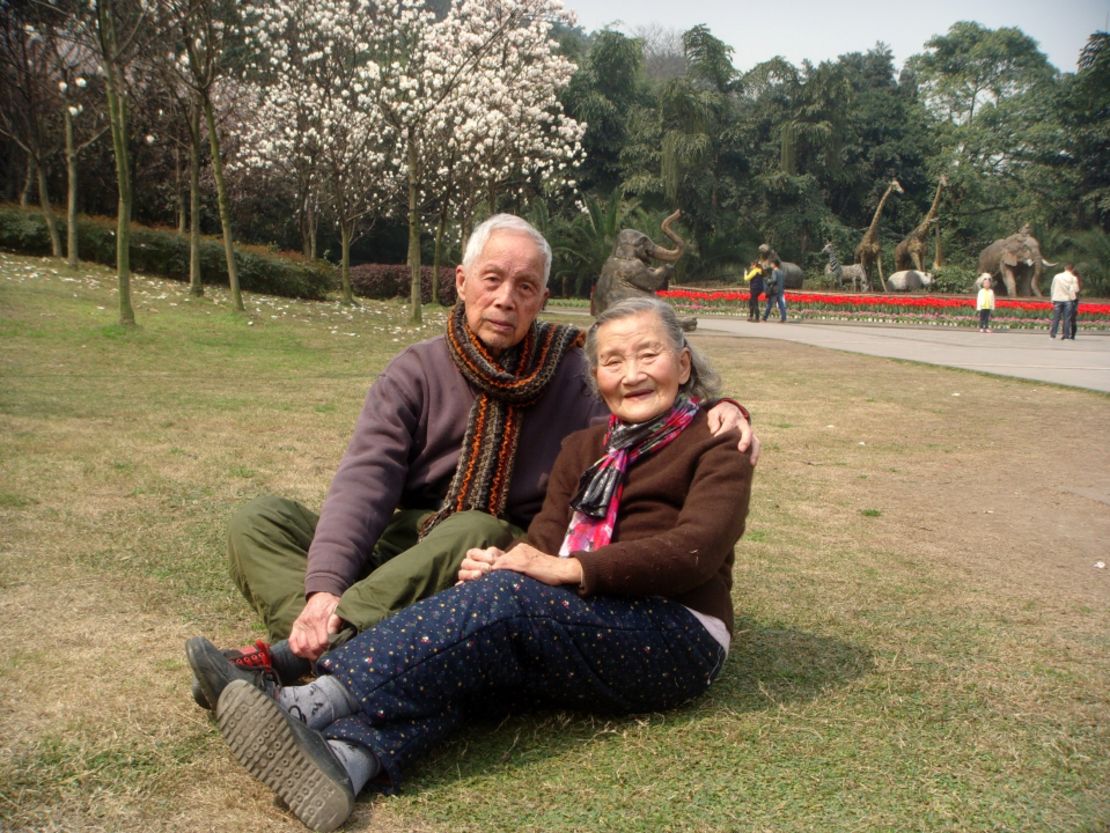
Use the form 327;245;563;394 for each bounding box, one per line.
462;214;552;286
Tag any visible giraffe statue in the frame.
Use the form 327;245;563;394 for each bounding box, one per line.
894;175;948;272
854;178;903;292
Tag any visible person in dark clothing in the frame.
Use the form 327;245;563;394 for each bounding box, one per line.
762;257;787;322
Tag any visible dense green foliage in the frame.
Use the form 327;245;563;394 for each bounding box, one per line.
0;205;335;300
546;23;1109;293
1;8;1106;297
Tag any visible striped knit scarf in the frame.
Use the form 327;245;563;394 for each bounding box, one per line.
559;396;700;555
420;302;583;537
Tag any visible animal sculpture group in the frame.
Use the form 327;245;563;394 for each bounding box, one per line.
591;185;1052;313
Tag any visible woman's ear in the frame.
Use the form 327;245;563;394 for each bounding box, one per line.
678;348;692;385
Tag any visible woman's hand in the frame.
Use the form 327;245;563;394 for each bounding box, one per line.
492;542;584;587
458;546;502;583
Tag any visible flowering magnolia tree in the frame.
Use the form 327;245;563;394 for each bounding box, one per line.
240;0;402;305
419;2;585;301
240;0;582;319
352;0;581;322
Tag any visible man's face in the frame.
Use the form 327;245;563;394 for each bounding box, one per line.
456;230;550;356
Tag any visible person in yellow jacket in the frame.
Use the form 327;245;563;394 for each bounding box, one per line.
976;274;996;333
743;261;765;321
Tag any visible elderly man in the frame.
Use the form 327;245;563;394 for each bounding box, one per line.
190;215;756;703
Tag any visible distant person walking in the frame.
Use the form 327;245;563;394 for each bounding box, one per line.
744;261;764;322
976;274;995;333
1066;269;1082;340
762;257;787;323
1049;265;1079;339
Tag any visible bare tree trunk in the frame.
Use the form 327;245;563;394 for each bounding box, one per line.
203;95;243;312
105;78;135;325
431;203;448;306
174;145;186;235
63;108;79;268
188;104;203;296
300;196;311;258
460;209;473;253
36;159;62;258
20;156;34;207
299;181;317;259
308;197;318;260
406;135;422;324
339;218;355;305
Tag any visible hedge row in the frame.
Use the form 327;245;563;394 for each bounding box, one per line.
349;262;457;305
0;204;335;301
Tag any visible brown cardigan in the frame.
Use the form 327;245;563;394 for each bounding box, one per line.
523;410;753;634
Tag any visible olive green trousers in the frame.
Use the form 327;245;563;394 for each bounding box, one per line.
227;495;523;643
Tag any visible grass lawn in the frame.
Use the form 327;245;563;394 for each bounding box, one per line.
1;251;1107;833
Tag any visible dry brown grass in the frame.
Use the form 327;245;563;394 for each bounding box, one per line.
1;253;1107;832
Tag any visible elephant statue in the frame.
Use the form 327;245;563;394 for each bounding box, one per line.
886;270;934;291
977;224;1054;297
593;210;696;330
757;244;805;289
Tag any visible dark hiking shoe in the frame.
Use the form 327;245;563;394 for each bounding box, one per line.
187;637;279;711
217;679;355;832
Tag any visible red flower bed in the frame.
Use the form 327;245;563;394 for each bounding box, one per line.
658;288;1110;328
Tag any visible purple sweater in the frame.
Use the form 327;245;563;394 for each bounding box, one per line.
305;335;607;597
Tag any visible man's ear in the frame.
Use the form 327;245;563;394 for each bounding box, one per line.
455;265;467;293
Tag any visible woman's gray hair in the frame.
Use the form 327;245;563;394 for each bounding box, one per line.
462;214;552;286
585;297;721;401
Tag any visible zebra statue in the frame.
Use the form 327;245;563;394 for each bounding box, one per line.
821;241;868;292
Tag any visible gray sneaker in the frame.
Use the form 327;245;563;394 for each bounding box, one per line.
216;679;355;832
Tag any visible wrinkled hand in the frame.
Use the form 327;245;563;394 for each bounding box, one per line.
458;546;502;584
706;401;761;464
493;542;583;587
288;591;342;661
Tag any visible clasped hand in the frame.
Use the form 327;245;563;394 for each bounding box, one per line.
458;542;583;587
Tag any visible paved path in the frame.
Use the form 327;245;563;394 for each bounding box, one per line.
549;306;1109;393
693;317;1110;393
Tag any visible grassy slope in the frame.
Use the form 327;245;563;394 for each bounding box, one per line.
1;252;1107;833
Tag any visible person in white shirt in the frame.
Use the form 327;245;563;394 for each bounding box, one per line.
1049;265;1079;339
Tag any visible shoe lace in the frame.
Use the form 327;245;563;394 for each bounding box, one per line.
226;639;273;671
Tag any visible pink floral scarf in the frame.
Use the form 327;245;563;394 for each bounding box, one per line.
559;396;700;555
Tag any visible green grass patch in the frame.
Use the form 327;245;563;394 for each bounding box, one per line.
1;251;1107;832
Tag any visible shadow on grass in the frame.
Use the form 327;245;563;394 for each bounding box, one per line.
401;618;872;795
707;617;874;710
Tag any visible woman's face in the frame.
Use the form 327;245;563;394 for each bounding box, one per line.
594;310;691;424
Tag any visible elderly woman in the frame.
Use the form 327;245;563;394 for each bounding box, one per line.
189;297;753;832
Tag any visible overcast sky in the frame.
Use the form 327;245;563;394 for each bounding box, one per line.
561;0;1109;73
